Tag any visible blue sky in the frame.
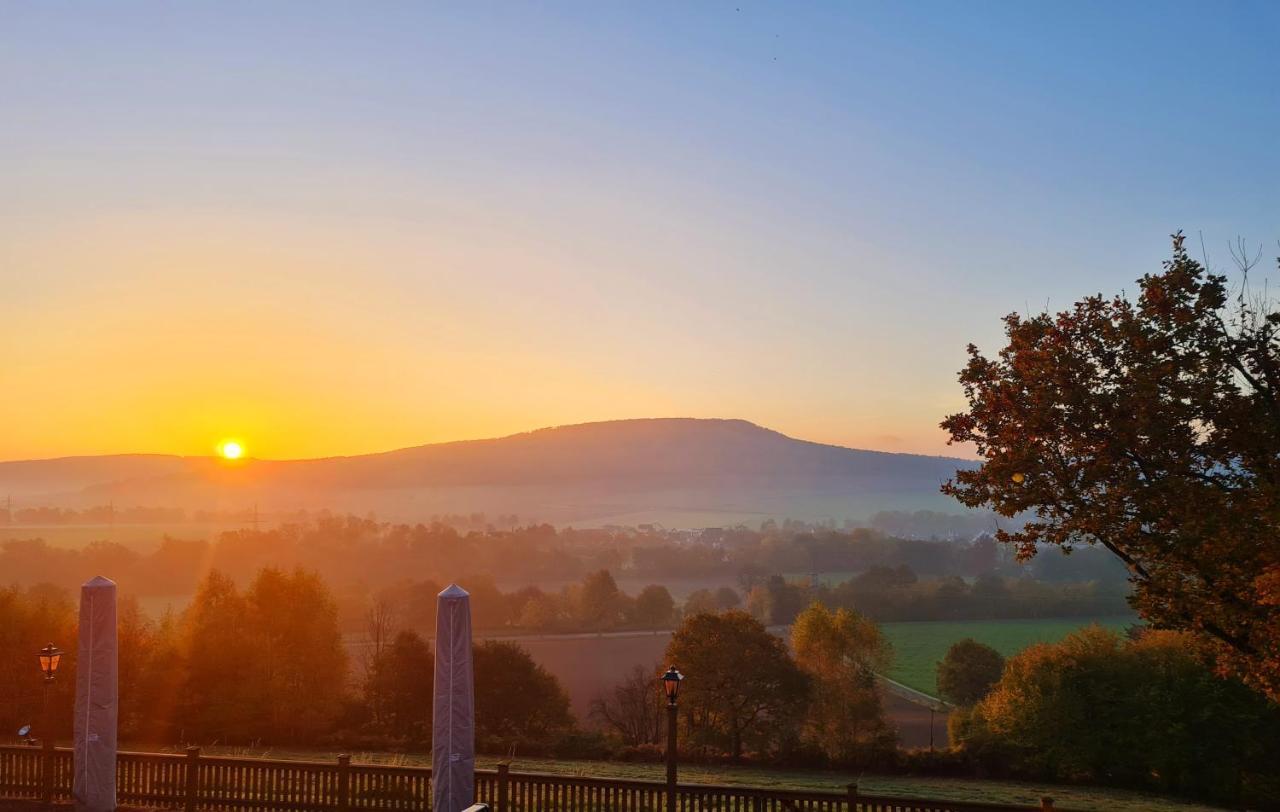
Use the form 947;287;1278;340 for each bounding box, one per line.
2;2;1277;459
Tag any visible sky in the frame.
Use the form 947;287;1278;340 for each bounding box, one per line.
2;1;1278;462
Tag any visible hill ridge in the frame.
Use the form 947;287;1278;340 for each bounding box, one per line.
0;418;974;525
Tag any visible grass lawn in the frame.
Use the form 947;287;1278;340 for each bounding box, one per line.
171;746;1224;812
880;616;1139;696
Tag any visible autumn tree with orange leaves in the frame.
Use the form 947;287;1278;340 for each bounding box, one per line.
943;232;1280;700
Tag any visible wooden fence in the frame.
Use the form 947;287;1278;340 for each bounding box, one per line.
0;746;1058;812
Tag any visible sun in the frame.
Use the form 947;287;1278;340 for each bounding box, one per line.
219;440;244;460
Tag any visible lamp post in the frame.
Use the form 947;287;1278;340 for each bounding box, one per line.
660;666;683;812
37;644;62;739
37;643;62;810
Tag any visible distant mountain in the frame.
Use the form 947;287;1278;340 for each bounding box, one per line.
0;419;977;526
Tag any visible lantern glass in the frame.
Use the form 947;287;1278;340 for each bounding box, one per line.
661;666;683;703
38;644;62;678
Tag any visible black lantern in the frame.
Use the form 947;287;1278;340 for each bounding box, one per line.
660;666;683;705
38;644;62;682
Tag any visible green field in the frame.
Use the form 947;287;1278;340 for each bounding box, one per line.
880;616;1139;696
175;746;1223;812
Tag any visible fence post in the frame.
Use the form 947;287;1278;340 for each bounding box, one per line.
846;783;858;812
184;746;201;812
1040;798;1054;811
40;735;55;809
337;754;351;812
496;762;509;812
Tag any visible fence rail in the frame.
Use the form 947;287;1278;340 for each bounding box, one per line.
0;746;1056;812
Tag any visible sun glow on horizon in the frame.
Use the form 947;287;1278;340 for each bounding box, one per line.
219;440;244;460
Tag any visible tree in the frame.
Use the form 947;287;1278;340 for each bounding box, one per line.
853;565;918;591
665;610;808;760
936;638;1004;706
246;568;349;741
360;597;398;688
744;585;772;624
131;609;184;744
473;640;575;751
575;569;624;629
178;568;349;744
763;575;808;625
116;595;158;741
684;588;719;616
953;627;1280;805
714;586;741;610
631;585;675;628
179;571;261;741
365;630;433;742
517;593;562;630
942;233;1280;699
589;664;664;746
368;599;399;652
0;585;76;739
791;603;893;763
970;574;1010;616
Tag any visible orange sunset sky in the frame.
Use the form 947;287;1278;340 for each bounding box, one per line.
4;4;1275;463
